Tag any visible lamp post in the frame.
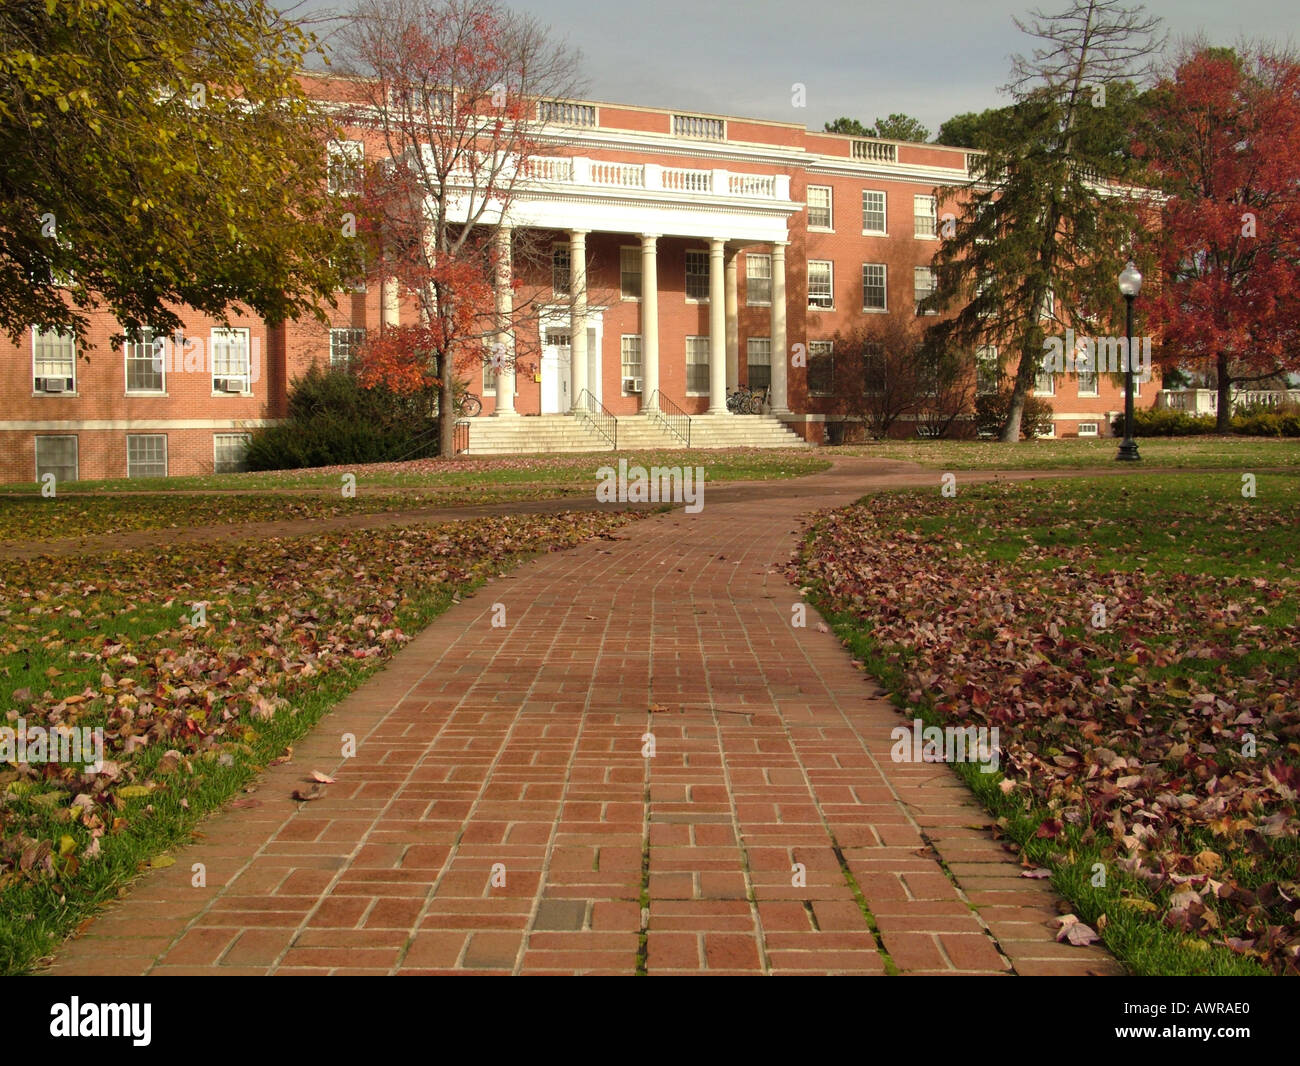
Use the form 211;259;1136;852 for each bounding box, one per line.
1116;260;1143;462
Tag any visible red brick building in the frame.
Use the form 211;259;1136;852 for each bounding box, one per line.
0;78;1150;483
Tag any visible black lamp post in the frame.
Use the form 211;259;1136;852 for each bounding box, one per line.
1116;260;1142;461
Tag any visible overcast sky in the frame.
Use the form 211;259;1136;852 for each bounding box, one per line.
299;0;1297;137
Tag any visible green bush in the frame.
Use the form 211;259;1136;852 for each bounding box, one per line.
975;388;1055;439
1123;408;1217;436
1231;409;1300;437
245;364;438;470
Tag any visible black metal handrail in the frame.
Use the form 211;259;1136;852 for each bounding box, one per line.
646;389;691;448
575;388;617;449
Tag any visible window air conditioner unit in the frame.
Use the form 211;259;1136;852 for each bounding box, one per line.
36;377;68;393
623;377;643;393
216;378;244;393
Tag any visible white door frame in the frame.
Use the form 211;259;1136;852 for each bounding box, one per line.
539;306;603;410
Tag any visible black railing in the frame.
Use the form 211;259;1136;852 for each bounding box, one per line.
575;388;617;449
646;389;692;448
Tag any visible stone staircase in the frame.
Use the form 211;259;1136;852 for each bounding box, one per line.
461;412;809;455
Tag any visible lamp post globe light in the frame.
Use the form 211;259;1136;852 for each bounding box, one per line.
1116;260;1143;462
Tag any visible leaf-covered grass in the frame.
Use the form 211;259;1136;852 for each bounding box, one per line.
837;436;1300;470
0;449;829;496
798;472;1299;976
0;509;644;975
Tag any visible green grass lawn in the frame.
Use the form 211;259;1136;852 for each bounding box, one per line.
837;435;1300;470
0;449;829;496
0;509;644;974
799;472;1300;976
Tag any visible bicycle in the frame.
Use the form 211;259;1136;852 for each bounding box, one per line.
726;384;764;414
457;392;483;417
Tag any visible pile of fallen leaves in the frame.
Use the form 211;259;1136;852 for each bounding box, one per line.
0;510;639;894
798;486;1299;973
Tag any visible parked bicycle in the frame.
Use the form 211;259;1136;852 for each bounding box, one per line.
726;384;765;414
457;392;483;417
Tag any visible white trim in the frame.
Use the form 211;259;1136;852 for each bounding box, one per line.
34;434;78;484
31;326;76;394
126;432;168;478
0;419;278;431
806;184;833;231
861;189;887;236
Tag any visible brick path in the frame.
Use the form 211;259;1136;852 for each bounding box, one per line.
45;458;1122;975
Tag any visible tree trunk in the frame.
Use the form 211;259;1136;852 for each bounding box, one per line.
1001;374;1029;442
439;370;455;457
1216;352;1232;434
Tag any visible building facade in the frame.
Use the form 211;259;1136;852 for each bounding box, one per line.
0;80;1150;484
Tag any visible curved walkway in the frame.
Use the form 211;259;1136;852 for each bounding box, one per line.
44;457;1122;975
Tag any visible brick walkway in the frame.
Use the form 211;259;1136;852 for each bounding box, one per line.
45;458;1122;975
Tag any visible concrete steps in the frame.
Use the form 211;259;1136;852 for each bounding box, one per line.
461;412;809;455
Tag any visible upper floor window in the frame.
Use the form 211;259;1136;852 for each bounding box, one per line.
913;194;937;238
125;326;165;393
32;327;75;393
326;140;364;196
552;243;571;296
746;253;772;305
620;246;641;300
808;260;833;310
685;249;710;301
212;328;251;394
807;185;832;229
862;263;887;311
914;266;937;315
330;327;365;370
862;190;886;234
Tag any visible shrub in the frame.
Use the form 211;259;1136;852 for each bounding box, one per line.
1231;409;1300;437
1122;408;1217;436
245;365;438;470
975;388;1055;439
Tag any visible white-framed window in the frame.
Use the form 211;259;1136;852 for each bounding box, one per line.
976;345;1000;395
483;354;496;394
326;139;364;196
124;326;165;394
747;337;771;391
808;260;833;310
1040;422;1057;438
552;243;571;296
914;195;937;238
914;266;937;315
213;432;251;474
35;435;77;484
1077;422;1099;437
862;190;887;235
330;327;365;370
1077;364;1099;396
32;327;75;393
620;335;643;394
126;433;167;478
1035;367;1056;396
862;341;885;393
807;185;833;229
746;253;772;305
808;340;834;396
1040;288;1056;320
685;249;710;301
975;271;995;317
620;246;642;300
862;263;887;311
1133;373;1146;398
211;328;251;394
686;336;710;394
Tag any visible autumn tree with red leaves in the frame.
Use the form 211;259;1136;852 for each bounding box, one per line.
1137;43;1300;431
339;0;583;454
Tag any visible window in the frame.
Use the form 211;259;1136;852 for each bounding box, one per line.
914;267;937;315
1077;422;1099;437
330;327;365;370
914;195;937;238
976;346;1000;395
685;249;710;301
326;140;364;196
127;434;167;478
862;190;886;234
552;243;571;295
808;260;833;310
686;336;710;394
35;436;77;484
863;342;885;393
1035;367;1056;396
211;328;251;393
746;253;772;305
747;337;771;391
807;341;833;395
483;354;496;394
807;185;832;229
1040;288;1056;320
125;327;165;393
862;263;887;311
32;327;75;392
620;246;641;299
1077;364;1099;396
621;335;643;394
1040;422;1057;438
214;433;251;474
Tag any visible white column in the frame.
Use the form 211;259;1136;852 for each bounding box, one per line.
493;225;516;416
382;277;400;329
770;242;789;415
708;237;727;414
569;229;588;411
725;245;739;391
641;234;659;410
